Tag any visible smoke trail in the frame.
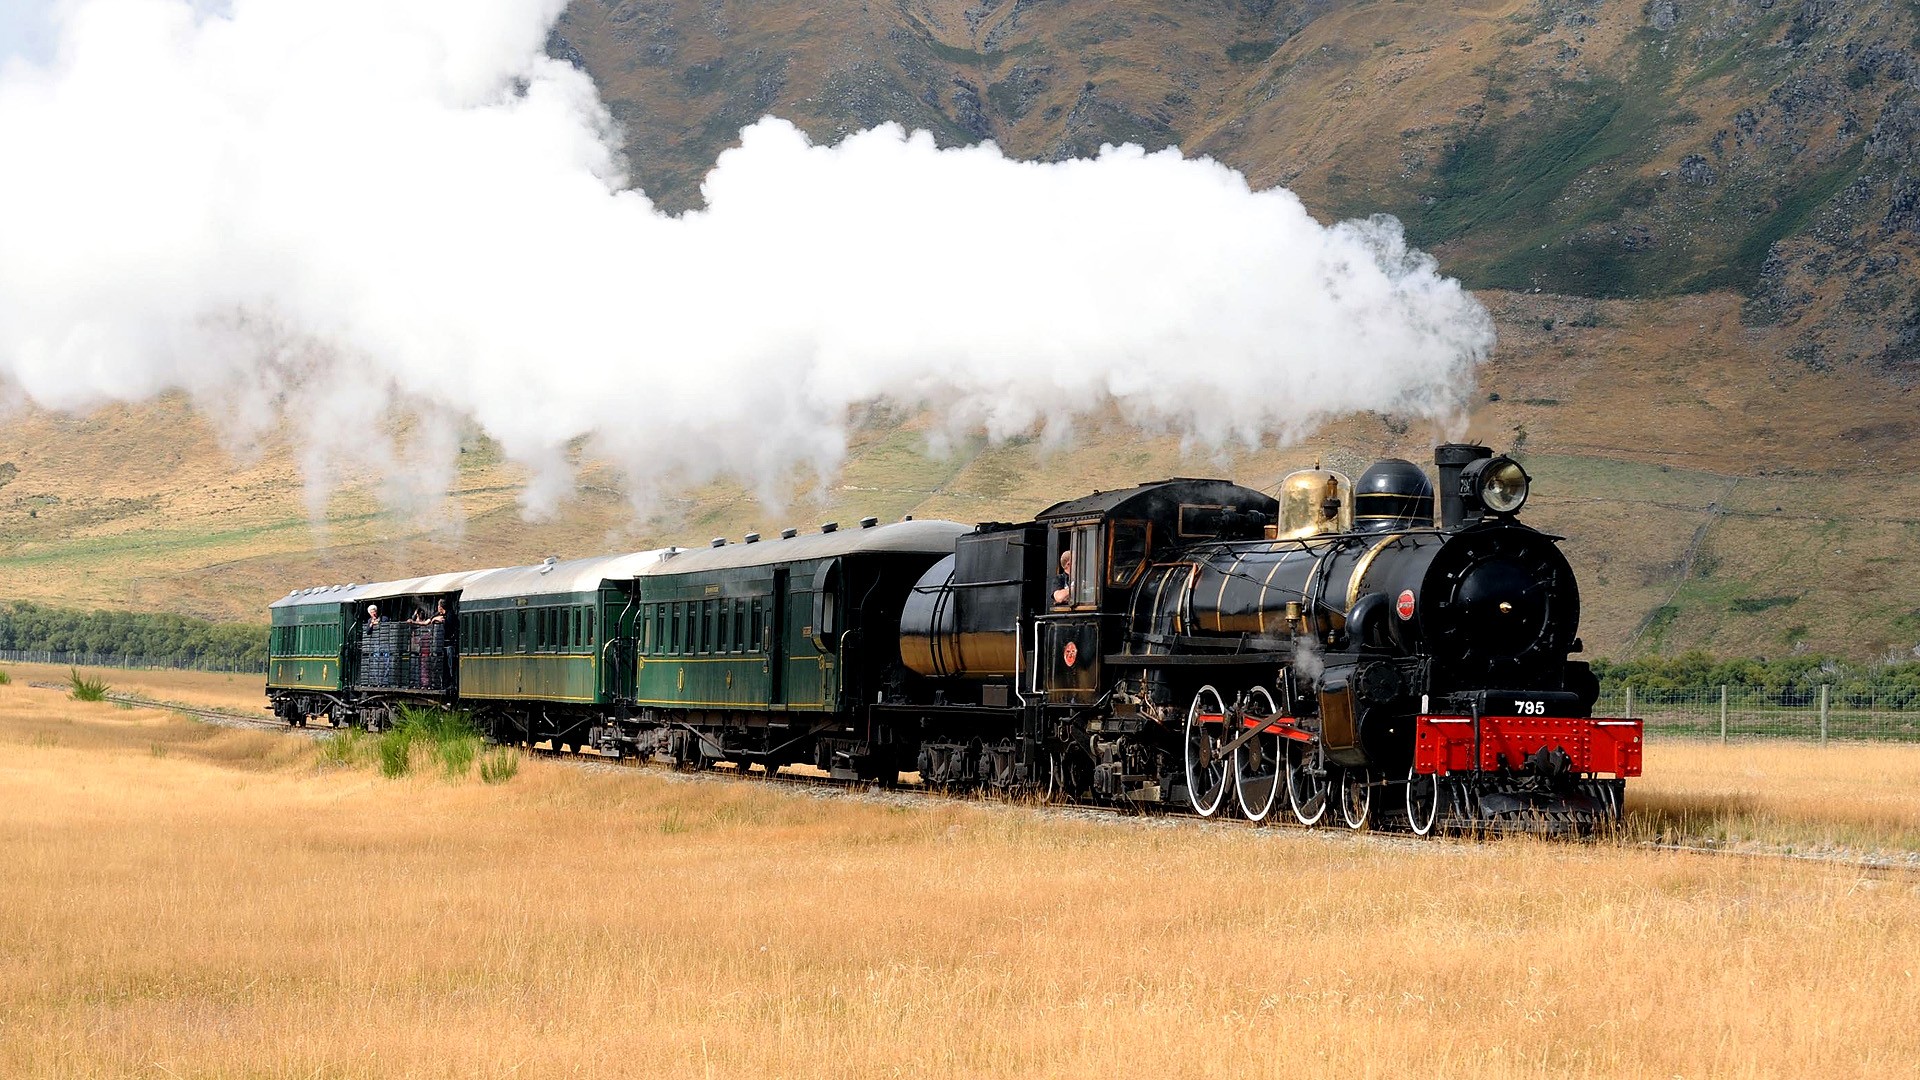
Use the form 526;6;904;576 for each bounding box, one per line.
0;0;1495;518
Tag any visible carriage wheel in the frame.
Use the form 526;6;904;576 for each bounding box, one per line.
1233;687;1283;822
1285;739;1330;827
1184;685;1231;817
1340;767;1373;831
1405;767;1440;837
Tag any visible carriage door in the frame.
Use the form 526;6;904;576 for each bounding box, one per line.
515;604;530;696
768;569;788;706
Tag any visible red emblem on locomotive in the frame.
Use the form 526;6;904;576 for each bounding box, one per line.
1396;589;1416;620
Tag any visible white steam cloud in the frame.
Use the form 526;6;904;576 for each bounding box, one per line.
0;0;1496;518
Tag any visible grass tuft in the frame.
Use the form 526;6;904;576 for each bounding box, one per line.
0;668;10;686
315;728;370;769
67;668;110;702
436;732;479;780
478;747;519;785
375;731;413;778
312;709;510;783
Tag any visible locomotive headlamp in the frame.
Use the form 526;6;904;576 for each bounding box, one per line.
1461;455;1531;515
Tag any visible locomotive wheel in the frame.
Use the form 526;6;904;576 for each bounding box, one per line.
1233;687;1283;822
1339;767;1372;831
1285;741;1330;827
1405;768;1440;837
1041;750;1090;804
1184;685;1231;817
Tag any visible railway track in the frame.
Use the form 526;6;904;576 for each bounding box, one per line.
32;681;1920;877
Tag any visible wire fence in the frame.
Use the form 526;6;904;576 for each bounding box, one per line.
1596;686;1920;743
0;649;266;675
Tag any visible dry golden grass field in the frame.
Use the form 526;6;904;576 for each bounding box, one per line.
3;668;1919;1079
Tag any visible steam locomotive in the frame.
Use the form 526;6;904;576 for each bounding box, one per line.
267;444;1640;833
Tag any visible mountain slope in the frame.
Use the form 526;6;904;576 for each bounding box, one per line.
557;0;1920;369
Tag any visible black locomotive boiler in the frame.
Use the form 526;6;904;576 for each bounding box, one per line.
268;444;1640;833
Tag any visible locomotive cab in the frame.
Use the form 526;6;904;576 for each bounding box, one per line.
1032;480;1275;704
900;480;1277;704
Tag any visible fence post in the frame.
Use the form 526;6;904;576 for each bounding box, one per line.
1719;685;1728;744
1625;686;1634;720
1819;684;1829;746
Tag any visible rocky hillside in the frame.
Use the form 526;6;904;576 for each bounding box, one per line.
557;0;1920;371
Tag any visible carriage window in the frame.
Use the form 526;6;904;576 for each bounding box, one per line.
656;606;667;656
1108;521;1150;587
671;605;682;655
734;601;746;653
718;599;732;653
702;600;715;654
586;609;595;647
750;599;763;651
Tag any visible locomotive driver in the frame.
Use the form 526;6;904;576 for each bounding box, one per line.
1052;549;1073;605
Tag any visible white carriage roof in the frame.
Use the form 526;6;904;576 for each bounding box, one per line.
638;518;968;576
455;549;673;602
269;551;671;610
269;568;508;611
269;520;966;611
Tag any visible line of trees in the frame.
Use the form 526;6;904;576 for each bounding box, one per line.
1592;651;1920;708
0;601;266;671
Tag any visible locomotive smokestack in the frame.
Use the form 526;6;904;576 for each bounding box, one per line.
1435;444;1493;528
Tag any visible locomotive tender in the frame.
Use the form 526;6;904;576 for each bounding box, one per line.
268;444;1641;832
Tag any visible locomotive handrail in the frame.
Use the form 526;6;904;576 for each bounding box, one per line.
1104;652;1286;667
909;577;1026;592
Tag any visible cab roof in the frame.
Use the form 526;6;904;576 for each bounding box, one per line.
1035;478;1276;523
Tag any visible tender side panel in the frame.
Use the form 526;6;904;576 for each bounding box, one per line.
1414;715;1643;777
267;603;346;691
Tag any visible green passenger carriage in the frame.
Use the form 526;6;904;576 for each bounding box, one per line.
619;519;969;774
452;551;666;744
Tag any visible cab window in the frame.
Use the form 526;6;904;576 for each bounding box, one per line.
1107;521;1150;587
1051;525;1104;608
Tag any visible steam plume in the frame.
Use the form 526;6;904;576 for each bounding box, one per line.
0;0;1496;518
